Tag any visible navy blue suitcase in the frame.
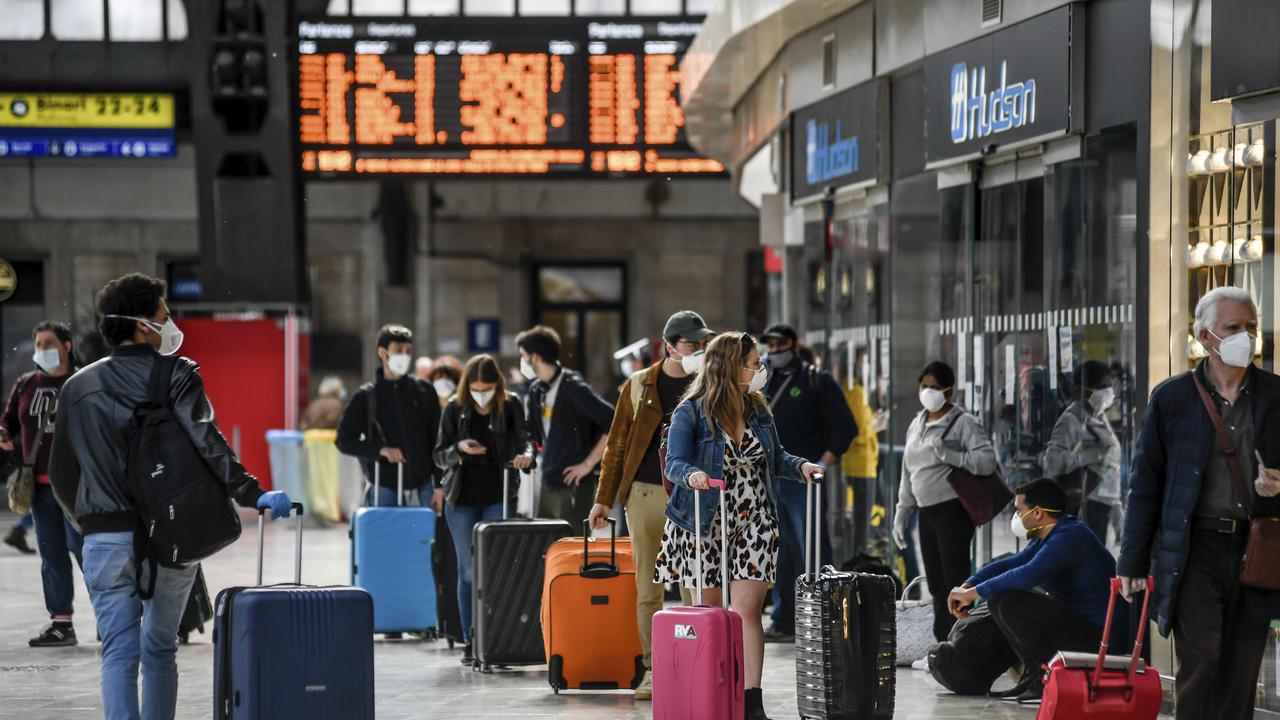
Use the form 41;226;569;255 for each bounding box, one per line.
214;504;375;719
350;463;437;635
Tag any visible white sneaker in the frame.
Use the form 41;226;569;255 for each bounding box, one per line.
634;670;653;700
911;656;930;672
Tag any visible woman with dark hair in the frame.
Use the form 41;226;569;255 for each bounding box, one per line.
1;321;85;647
892;360;997;648
656;331;824;720
1043;360;1122;544
433;354;534;665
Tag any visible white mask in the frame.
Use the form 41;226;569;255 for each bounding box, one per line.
107;315;184;356
433;378;456;398
33;348;62;374
1088;387;1115;414
519;357;537;381
746;365;768;394
919;387;947;413
1209;330;1254;368
386;353;412;378
680;350;705;375
470;389;496;406
1010;512;1030;540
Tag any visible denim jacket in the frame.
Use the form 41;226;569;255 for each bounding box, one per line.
663;396;805;539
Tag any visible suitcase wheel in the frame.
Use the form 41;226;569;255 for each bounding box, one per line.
178;631;189;645
447;639;455;650
548;655;565;692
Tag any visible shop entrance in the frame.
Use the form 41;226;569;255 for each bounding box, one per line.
531;263;627;398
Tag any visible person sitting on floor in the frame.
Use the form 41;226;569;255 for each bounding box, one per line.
946;477;1126;704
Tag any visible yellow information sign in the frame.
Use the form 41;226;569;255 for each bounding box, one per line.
0;93;175;129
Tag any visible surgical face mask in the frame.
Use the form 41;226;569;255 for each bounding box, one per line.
919;387;947;413
1089;387;1115;414
107;315;184;356
1209;330;1255;368
680;350;705;375
519;357;537;381
470;389;496;406
433;378;456;398
746;365;768;394
767;349;795;368
386;353;412;378
33;347;62;374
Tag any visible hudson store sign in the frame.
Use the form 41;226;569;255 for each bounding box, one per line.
790;79;886;202
925;5;1081;164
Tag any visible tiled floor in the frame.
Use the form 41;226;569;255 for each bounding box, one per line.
0;510;1042;719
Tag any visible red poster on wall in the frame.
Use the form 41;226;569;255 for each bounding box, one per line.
175;316;309;490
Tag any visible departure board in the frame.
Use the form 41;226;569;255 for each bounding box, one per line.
294;17;723;177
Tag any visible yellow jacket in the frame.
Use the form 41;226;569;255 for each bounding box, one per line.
842;382;878;478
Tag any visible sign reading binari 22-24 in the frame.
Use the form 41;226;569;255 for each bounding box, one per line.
925;5;1077;164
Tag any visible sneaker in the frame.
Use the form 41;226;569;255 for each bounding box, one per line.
460;645;474;665
29;624;77;648
911;656;930;672
634;670;653;701
3;527;35;554
762;627;794;644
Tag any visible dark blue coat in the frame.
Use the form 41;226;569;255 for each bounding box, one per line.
1117;365;1280;636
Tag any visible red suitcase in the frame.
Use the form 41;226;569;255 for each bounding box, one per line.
1036;576;1160;720
651;479;745;720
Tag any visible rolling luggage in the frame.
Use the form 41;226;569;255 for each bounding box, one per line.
213;504;374;719
651;478;745;720
431;512;463;647
542;519;645;692
927;605;1018;695
350;463;437;635
796;478;896;720
471;469;572;671
179;563;214;644
1036;577;1160;720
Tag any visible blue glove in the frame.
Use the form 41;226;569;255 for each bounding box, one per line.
257;491;293;520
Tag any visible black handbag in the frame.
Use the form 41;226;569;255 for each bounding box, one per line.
940;412;1013;527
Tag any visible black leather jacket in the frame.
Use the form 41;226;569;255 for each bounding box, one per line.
48;344;265;535
434;394;533;507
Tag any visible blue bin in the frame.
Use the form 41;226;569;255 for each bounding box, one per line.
265;430;307;503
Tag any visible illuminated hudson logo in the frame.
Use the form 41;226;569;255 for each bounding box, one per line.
674;624;697;640
804;119;858;186
949;61;1036;145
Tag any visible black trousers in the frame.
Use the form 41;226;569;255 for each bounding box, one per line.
1079;499;1111;545
918;499;975;641
1172;528;1270;720
989;590;1103;672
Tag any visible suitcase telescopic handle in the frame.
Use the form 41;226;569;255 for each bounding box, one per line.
1092;575;1155;694
256;502;305;586
580;518;619;577
692;478;729;609
803;473;826;580
371;461;406;507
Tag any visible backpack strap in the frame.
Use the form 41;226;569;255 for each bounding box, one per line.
134;354;177;601
148;355;176;408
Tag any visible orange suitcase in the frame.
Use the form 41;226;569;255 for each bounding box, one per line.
541;519;645;693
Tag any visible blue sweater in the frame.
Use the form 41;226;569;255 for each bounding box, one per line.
968;517;1123;633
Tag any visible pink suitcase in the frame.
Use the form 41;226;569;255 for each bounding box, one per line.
652;478;745;720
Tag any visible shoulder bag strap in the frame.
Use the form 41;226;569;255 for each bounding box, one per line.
1191;372;1253;518
767;372;796;411
940;409;964;441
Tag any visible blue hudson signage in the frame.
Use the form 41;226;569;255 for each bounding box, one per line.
791;79;885;202
925;6;1079;164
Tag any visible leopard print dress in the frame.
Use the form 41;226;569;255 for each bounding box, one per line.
653;425;780;588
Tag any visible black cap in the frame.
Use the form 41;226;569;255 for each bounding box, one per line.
663;311;715;343
761;324;797;343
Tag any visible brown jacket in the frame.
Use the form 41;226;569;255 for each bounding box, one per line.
595;361;669;507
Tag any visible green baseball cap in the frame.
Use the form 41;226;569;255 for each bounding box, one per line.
663;311;715;343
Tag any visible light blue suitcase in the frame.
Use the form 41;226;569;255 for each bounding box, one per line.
350;463;437;635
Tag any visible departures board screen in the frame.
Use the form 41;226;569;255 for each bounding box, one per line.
295;17;724;178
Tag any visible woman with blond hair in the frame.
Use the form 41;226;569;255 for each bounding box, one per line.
434;353;534;665
655;332;824;720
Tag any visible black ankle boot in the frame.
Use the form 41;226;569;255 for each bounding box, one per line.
744;688;772;720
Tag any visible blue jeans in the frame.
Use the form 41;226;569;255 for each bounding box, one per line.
31;483;83;618
15;511;33;531
771;478;831;635
82;532;197;720
443;500;507;644
365;484;433;508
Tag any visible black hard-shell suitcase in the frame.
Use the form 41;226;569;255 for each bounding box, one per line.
470;506;571;671
179;563;214;644
795;482;896;720
432;513;463;647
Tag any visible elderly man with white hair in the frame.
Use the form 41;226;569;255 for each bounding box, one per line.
1118;286;1280;720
